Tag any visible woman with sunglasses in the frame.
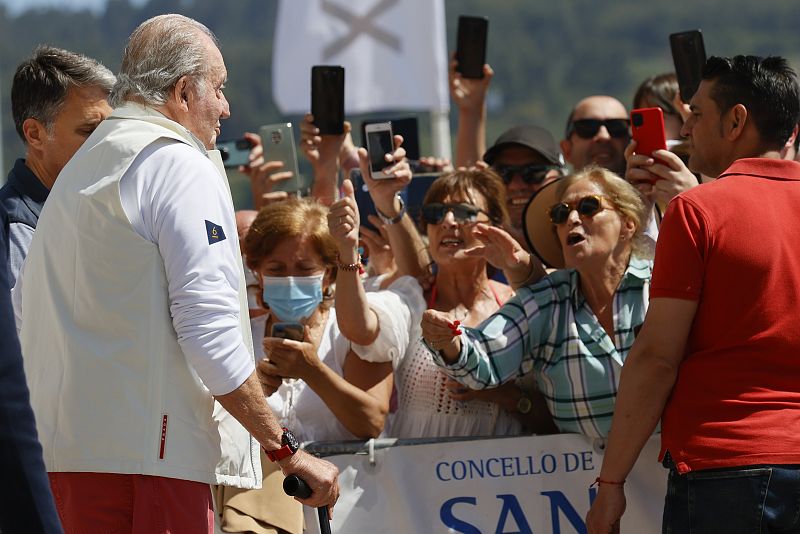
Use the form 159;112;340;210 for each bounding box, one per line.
365;167;556;438
422;166;650;439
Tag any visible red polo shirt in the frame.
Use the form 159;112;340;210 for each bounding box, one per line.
651;158;800;473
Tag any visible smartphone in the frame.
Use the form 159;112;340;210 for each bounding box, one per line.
216;138;253;169
631;108;667;158
270;322;304;342
311;65;345;135
631;108;668;184
361;117;420;161
670;30;707;103
365;122;395;179
455;15;489;79
258;123;302;193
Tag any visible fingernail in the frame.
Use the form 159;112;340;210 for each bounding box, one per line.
454;329;462;335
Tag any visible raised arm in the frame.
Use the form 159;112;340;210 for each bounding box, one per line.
328;178;379;346
358;137;431;280
450;57;494;168
299;113;354;206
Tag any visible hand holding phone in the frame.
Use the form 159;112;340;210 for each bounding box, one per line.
365;122;395;179
311;66;345;135
631;108;667;158
670;30;707;103
629;108;668;185
259;123;302;193
270;322;305;342
455;16;489;79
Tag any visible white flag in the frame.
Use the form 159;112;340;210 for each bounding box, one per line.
272;0;450;115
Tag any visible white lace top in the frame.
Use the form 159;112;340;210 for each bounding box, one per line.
375;278;522;439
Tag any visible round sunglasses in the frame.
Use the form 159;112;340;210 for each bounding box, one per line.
421;203;490;225
492;164;561;185
566;118;630;140
548;195;612;224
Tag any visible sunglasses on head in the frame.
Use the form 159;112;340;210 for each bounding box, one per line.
548;195;611;225
567;118;630;140
493;164;561;185
421;203;489;225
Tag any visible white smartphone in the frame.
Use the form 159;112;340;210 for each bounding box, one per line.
365;121;394;179
258;122;302;193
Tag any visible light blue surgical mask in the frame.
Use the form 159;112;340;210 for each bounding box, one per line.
261;274;324;322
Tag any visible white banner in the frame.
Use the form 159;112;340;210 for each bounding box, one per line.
272;0;450;115
304;434;667;533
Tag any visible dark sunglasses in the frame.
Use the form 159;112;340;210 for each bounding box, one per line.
567;118;630;140
548;195;611;224
493;164;561;185
421;203;489;225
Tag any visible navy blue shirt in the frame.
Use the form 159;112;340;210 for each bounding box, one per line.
0;208;63;532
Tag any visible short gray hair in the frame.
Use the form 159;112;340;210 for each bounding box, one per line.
110;14;218;108
11;45;115;141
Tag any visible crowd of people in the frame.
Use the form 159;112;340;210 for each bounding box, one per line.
1;10;800;534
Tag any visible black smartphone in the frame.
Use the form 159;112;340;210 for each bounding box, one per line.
670;30;707;103
311;65;345;135
216;138;253;169
455;15;489;79
270;322;304;342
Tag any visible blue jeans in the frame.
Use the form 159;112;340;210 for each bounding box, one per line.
662;455;800;533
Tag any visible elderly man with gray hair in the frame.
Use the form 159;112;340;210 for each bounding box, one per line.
0;45;114;285
16;14;339;532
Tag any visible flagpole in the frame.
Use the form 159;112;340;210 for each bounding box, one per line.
429;109;451;161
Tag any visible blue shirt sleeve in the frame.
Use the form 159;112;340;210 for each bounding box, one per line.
0;210;64;533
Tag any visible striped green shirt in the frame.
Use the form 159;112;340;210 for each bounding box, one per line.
432;257;652;438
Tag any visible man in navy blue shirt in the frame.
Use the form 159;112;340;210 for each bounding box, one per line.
0;46;113;285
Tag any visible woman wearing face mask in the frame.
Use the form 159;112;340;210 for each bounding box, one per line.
422;166;650;439
215;196;406;534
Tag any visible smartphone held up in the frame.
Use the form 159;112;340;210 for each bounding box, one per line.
670;30;707;103
365;122;395;180
455;15;488;79
311;65;345;135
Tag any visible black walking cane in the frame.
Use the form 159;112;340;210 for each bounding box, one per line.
283;475;332;534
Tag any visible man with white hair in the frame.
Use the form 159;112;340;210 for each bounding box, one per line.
18;14;338;532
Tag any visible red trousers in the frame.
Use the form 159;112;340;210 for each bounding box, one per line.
49;472;213;534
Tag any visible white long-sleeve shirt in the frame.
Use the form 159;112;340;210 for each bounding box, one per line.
14;138;253;396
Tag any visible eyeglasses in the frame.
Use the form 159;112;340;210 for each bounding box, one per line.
493;164;561;185
567;119;630;140
421;203;489;225
548;195;611;224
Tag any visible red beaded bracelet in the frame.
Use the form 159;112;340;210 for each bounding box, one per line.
590;477;626;488
337;254;364;274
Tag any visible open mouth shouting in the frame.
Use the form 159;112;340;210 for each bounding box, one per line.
566;232;586;246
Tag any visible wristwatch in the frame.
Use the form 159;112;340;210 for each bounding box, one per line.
516;396;532;415
375;194;406;225
265;428;300;462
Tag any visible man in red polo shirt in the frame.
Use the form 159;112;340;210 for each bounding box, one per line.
586;55;800;533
